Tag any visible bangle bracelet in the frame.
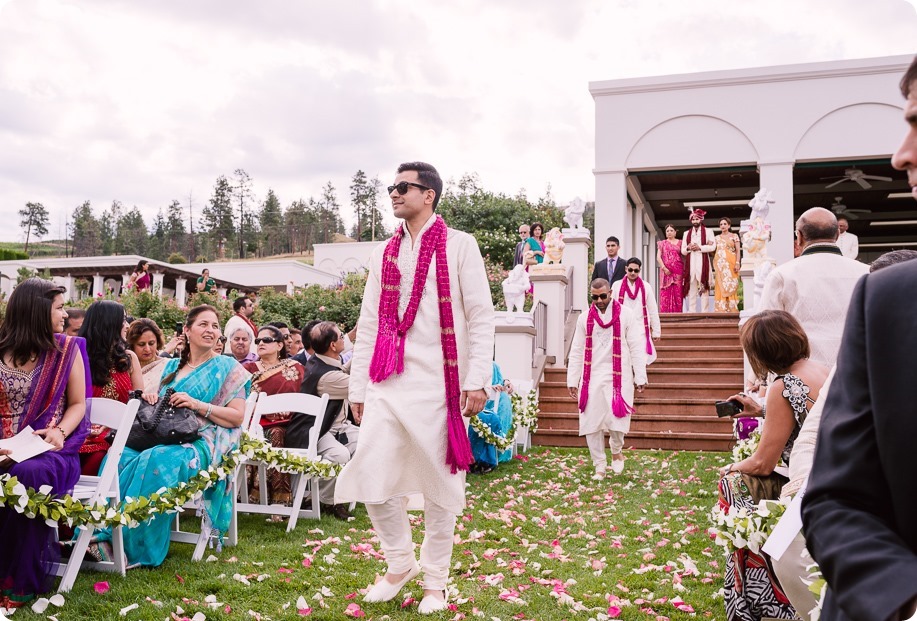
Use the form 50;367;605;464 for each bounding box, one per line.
55;425;67;439
205;404;213;419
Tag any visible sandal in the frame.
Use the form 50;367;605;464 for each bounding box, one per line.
87;541;114;563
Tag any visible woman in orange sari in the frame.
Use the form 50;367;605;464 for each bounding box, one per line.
714;217;741;312
242;325;305;505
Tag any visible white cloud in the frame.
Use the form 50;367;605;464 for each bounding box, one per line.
0;0;914;242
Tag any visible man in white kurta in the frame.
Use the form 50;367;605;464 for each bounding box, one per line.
757;207;868;367
567;279;648;478
681;210;716;312
610;257;661;364
336;162;494;614
836;216;859;259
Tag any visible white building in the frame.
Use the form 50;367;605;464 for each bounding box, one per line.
590;55;914;275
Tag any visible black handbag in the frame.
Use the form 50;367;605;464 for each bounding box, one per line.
125;388;201;452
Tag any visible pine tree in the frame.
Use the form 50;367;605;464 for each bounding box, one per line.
166;199;186;255
71;201;102;257
201;175;236;259
117;207;149;257
101;200;123;255
18;202;50;253
260;189;284;256
148;209;168;260
349;170;385;241
231;169;254;259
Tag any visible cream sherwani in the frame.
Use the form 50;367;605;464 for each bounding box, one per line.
681;226;716;312
566;304;648;437
757;247;868;367
611;278;661;365
836;231;858;259
336;215;495;513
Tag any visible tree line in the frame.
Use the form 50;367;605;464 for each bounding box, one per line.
21;169;392;263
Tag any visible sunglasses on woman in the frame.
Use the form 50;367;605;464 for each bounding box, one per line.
254;337;281;344
217;336;227;344
387;181;431;195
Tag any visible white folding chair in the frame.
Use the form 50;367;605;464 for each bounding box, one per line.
170;392;258;561
510;379;534;454
235;392;330;532
53;397;140;592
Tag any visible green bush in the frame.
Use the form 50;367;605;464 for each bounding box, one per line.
167;253;188;264
0;248;29;260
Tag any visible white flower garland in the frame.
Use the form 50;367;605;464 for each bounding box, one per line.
468;389;540;451
731;428;761;462
0;433;342;529
709;496;789;554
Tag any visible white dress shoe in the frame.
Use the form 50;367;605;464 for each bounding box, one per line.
418;592;448;614
591;470;606;481
363;563;420;603
611;459;624;475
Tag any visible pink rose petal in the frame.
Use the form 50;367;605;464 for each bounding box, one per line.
93;581;110;594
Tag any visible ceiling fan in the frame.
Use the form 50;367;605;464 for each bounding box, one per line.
830;196;871;220
822;168;893;190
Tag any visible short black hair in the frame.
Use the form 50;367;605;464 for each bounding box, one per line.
625;257;642;267
232;296;249;312
901;55;917;98
606;236;620;245
63;307;85;331
267;321;289;330
310;321;340;356
397;162;443;209
300;320;322;351
590;278;610;289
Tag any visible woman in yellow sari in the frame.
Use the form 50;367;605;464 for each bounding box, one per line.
714;217;741;312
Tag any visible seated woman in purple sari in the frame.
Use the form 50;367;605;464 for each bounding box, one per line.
0;278;91;609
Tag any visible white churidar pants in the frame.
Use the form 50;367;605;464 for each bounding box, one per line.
364;496;456;591
317;424;360;505
685;280;709;312
771;532;818;620
585;431;625;471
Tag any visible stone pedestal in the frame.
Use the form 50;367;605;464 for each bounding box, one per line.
175;277;188;307
494;312;536;382
738;257;777;320
530;271;569;368
92;273;105;298
152;272;165;297
561;232;591;313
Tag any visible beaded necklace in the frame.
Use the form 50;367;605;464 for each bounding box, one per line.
579;301;633;419
368;215;472;473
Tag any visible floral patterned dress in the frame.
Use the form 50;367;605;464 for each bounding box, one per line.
714;233;740;312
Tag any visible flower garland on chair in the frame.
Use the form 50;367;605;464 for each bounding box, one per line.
368;215;473;473
617;277;653;356
578;301;633;419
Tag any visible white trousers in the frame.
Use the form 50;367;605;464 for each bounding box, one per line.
585;431;625;471
318;423;360;504
685;279;709;312
771;532;818;620
364;496;456;591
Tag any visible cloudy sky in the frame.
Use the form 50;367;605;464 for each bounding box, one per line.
0;0;915;242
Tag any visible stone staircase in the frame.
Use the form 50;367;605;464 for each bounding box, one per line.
533;313;741;452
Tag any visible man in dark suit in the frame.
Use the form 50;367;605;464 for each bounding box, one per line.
591;236;626;285
801;56;917;621
512;224;530;267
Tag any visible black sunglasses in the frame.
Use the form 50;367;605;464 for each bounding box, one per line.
254;337;281;344
626;267;641;273
591;293;608;301
387;181;431;195
217;336;227;344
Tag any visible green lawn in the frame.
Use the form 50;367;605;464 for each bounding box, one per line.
14;448;730;620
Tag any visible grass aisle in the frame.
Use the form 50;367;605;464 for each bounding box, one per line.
16;448;730;620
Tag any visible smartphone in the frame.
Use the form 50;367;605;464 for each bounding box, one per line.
175;322;184;335
715;399;744;418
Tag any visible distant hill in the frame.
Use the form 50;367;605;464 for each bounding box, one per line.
0;240;69;258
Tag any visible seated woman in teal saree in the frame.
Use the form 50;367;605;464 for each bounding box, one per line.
100;305;251;567
469;362;514;474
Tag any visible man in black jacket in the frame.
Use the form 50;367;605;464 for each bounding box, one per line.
801;56;917;621
288;321;360;520
513;224;530;266
591;236;626;285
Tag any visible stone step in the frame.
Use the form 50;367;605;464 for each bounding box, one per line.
654;345;743;360
633;398;725;416
631;414;734;434
656;334;740;346
531;428;734;452
651;357;745;368
647;368;745;383
640;382;738;400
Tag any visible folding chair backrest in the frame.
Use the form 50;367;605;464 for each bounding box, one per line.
253;392;330;459
85;397;141;504
241;392;259;431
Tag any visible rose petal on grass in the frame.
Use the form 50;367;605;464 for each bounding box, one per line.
343;603;365;617
94;581;110;594
31;597;50;613
49;594;65;607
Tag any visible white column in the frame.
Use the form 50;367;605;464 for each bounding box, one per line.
494;314;536;382
530;271;568;368
120;272;131;296
92;273;105;297
152;272;165;298
758;162;795;266
175;277;188;307
61;274;76;302
560;233;591;313
593;170;629;264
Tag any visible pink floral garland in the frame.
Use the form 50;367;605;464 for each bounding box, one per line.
578;301;634;419
617;277;653;356
368;215;473;473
